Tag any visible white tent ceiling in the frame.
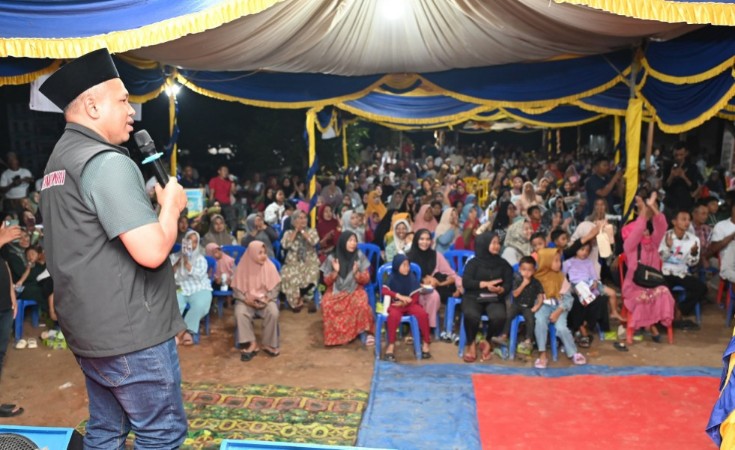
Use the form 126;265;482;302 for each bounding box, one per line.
129;0;696;76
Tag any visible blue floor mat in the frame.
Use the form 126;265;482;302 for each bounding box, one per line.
356;362;719;450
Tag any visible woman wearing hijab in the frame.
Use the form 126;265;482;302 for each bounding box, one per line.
413;204;438;234
381;254;431;361
501;219;533;266
342;210;367;244
172;230;213;345
384;219;412;263
205;243;235;289
316;205;341;262
407;229;462;333
621;193;675;343
434;207;459;254
456;205;481;251
365;190;387;223
202;213;237;247
320;231;375;346
515;182;543;217
533;248;586;368
280;210;321;312
232;241;281;361
460;232;513;362
241;213;278;259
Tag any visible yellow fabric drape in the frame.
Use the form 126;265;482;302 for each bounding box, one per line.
306;108;317;227
555;0;735;26
624;98;643;216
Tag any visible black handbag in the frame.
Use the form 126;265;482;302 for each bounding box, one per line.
632;245;666;288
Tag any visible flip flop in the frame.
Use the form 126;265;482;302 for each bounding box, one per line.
27;338;37;349
0;404;16;412
421;352;432;359
534;358;547;369
479;341;492;361
613;342;629;352
262;348;280;357
14;339;27;350
240;352;255;362
462;353;477;363
0;405;23;417
384;353;396;362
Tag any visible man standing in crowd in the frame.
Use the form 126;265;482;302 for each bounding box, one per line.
39;48;188;448
209;164;237;230
0;152;34;214
584;156;623;216
710;196;735;286
663;142;701;219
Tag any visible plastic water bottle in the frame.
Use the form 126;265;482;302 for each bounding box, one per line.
221;273;228;291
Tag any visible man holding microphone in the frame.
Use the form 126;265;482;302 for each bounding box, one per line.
39;48;188;448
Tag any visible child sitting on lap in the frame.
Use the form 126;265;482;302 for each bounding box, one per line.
492;256;543;354
563;242;621;324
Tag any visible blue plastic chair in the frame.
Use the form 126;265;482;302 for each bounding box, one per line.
222;245;247;265
669;285;701;325
508;315;559;361
14;299;39;342
375;262;423;360
457;313;488;358
443;250;474;337
358;242;382;310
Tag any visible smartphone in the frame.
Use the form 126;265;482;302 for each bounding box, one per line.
4;220;18;227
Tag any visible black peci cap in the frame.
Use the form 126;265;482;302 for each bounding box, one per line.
39;48;120;110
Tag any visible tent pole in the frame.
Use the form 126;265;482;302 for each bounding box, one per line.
556;129;561;155
645;120;655;172
167;82;177;177
343;124;349;184
307;108;318;227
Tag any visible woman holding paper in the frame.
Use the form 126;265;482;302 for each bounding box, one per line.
380;254;431;361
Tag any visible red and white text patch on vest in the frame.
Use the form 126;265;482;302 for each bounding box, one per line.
41;170;66;190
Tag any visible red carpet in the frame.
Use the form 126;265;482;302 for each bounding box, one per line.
473;374;718;450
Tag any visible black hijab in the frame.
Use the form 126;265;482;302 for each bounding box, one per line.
407;229;436;278
474;231;502;263
336;230;358;279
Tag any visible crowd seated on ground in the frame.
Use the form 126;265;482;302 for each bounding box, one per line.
8;137;733;366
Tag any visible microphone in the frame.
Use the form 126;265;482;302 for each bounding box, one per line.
134;130;169;187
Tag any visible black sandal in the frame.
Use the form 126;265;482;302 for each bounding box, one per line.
421;352;432;359
240;352;255;362
613;342;629;352
578;336;591;348
384;353;396;362
651;334;662;344
0;405;23;417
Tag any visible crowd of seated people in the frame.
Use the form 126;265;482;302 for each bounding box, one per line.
161;137;735;365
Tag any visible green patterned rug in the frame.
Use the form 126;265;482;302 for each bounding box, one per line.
77;382;368;449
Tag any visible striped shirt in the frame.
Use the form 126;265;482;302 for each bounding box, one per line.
173;254;212;296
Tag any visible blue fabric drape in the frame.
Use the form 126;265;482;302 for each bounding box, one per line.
645;26;735;80
421;50;631;103
0;57;55;79
0;0;230;39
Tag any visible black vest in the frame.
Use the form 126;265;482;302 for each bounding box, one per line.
40;124;184;357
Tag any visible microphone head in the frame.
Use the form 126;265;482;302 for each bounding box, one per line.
134;130;154;153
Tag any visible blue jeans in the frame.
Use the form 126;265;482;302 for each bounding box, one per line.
534;296;578;357
0;308;13;379
75;338;187;449
177;290;212;335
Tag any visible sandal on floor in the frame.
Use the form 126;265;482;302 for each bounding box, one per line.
384;353;396;362
0;405;23;417
240;351;255;362
578;336;591;348
421;352;432;359
463;353;477;363
27;338;37;349
613;342;629;352
263;348;280;357
534;358;547;369
181;333;194;346
365;335;375;346
651;334;662;344
14;339;27;350
479;341;492;361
